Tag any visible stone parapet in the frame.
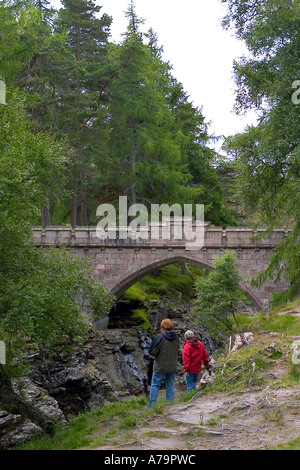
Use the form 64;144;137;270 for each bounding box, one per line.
32;225;289;249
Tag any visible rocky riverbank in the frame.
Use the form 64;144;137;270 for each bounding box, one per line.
0;293;219;448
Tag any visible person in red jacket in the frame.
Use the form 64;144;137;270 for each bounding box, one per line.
182;330;210;393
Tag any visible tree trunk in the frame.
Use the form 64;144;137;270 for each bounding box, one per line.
41;192;51;228
71;181;78;229
80;170;88;226
129;117;137;205
70;25;83;229
180;261;188;275
0;364;55;436
232;311;241;333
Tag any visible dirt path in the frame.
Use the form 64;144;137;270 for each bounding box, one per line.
93;383;300;451
94;332;300;451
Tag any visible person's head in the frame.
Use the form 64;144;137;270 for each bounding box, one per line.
184;330;195;341
160;318;174;332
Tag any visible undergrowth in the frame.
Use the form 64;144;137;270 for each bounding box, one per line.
123;263;206;304
15;397;165;450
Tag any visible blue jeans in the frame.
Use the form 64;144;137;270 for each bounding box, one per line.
184;373;199;393
147;372;176;407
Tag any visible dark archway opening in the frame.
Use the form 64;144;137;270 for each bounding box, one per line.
108;260;259;335
108;262;204;329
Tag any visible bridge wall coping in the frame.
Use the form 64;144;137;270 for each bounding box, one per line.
32;225;290;249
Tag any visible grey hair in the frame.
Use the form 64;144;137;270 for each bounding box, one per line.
184;330;195;340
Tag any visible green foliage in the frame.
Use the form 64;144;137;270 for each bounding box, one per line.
1;0;231;226
287;362;300;383
233;295;300;336
100;23;201;210
143;263;205;298
251;223;300;307
273;436;300;451
0;91;114;375
246;313;300;337
120;262;206;330
132;309;153;333
222;0;300;303
178;389;199;402
123;283;147;303
193;251;242;335
0;91;68;229
123;263;206;305
215;157;243;224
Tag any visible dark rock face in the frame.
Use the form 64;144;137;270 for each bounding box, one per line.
0;411;39;449
0;378;65;449
29;329;150;416
0;328;151;448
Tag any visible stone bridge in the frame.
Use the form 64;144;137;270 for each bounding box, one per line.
33;222;290;310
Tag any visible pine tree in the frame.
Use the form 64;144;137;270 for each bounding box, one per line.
54;0;112;227
0;1;66;225
98;3;201;212
166;77;235;225
4;0;112;227
222;0;300;303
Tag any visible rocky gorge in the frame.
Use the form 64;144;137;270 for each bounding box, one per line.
0;293;218;449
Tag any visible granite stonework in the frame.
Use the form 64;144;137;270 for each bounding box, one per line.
32;223;291;309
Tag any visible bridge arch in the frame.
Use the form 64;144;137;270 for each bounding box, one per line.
32;226;291;310
110;255;263;310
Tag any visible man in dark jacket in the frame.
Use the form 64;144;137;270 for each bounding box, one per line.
147;319;179;407
182;330;210;393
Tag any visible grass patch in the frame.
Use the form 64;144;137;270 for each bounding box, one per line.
123;283;147;302
288;362;300;382
234;311;300;337
141;430;169;439
157;264;205;295
184;427;205;438
281;360;300;386
205;418;218;426
262;407;284;427
119;263;206;329
202;339;287;395
132;309;153;333
126;263;206;301
258;313;300;336
14;396;166;451
272;436;300;450
178;389;199;402
272;297;300;315
238;291;253;306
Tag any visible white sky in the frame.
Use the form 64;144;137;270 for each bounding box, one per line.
51;0;258;152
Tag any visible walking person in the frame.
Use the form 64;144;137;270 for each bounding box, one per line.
182;330;210;393
147;319;179;408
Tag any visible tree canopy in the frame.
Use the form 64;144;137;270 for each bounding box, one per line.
0;0;234;228
222;0;300;303
193;251;242;336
